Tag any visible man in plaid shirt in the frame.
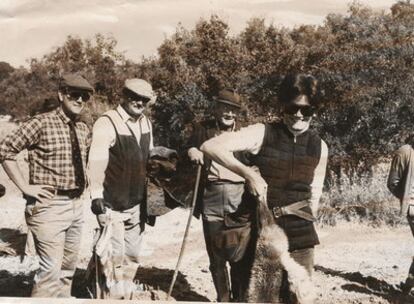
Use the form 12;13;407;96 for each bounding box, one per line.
0;73;93;298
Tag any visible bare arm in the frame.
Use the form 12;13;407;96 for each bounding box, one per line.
200;123;267;197
309;140;328;216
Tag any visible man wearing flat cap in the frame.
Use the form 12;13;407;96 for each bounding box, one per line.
88;78;156;298
186;89;256;302
0;73;94;297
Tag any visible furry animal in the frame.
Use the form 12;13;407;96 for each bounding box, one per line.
246;198;316;304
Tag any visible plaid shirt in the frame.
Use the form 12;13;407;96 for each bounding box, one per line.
0;107;90;190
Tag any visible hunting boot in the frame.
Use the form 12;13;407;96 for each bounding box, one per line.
401;275;414;296
402;258;414;294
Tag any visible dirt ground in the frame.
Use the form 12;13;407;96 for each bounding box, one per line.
1;166;414;303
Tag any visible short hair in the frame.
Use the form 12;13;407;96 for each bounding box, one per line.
277;73;319;107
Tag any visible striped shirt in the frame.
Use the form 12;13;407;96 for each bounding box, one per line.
0;107;90;190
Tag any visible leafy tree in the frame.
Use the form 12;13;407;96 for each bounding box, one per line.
0;62;14;82
2;1;414;187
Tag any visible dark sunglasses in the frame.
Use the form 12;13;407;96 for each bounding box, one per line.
284;105;315;117
124;91;151;104
66;91;91;102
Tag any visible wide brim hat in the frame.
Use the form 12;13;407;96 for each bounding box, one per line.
59;73;94;92
214;89;242;108
124;78;156;105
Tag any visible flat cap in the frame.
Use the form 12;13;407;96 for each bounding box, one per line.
124;78;156;104
60;73;94;92
215;89;242;108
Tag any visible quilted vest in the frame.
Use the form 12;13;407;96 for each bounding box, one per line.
102;110;150;211
253;122;322;251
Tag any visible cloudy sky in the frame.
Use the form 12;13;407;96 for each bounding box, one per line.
0;0;396;67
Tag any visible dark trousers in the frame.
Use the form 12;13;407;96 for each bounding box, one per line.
202;220;255;302
279;247;315;304
405;211;414;291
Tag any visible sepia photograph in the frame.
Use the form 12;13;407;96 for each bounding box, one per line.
0;0;413;303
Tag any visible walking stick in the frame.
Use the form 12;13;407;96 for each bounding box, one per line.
167;165;202;299
94;228;101;299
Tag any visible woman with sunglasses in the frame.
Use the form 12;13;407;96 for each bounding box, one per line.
201;73;328;303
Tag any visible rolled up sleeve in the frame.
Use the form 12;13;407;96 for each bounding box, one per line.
0;118;42;162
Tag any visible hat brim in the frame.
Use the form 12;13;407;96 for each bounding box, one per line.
65;85;94;93
215;98;241;109
124;88;156;104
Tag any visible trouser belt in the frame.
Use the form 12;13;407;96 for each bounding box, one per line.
271;200;316;222
56;188;82;198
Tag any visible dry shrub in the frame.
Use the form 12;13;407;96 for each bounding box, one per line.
319;162;402;227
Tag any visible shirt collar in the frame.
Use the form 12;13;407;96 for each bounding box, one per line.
215;118;236;133
56;106;72;124
116;104;145;123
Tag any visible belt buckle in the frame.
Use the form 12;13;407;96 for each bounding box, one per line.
272;206;283;219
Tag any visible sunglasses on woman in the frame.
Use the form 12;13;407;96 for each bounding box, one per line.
284;105;316;117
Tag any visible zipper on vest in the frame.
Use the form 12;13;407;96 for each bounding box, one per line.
291;135;296;178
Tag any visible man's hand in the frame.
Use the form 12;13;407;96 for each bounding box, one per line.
188;147;204;165
22;184;55;203
245;170;267;200
91;198;108;215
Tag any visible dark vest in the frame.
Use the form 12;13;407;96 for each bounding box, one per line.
102;110;151;211
253;122;322;251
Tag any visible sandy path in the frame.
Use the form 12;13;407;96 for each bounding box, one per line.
0;182;413;303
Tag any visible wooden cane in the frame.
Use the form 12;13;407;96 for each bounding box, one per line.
167;165;202;299
93;228;101;299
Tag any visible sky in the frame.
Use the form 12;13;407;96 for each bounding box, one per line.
0;0;397;67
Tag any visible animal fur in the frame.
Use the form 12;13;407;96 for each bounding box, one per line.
246;199;316;304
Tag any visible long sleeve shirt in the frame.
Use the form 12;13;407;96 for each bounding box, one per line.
88;105;153;200
0;107;90;190
387;144;414;215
